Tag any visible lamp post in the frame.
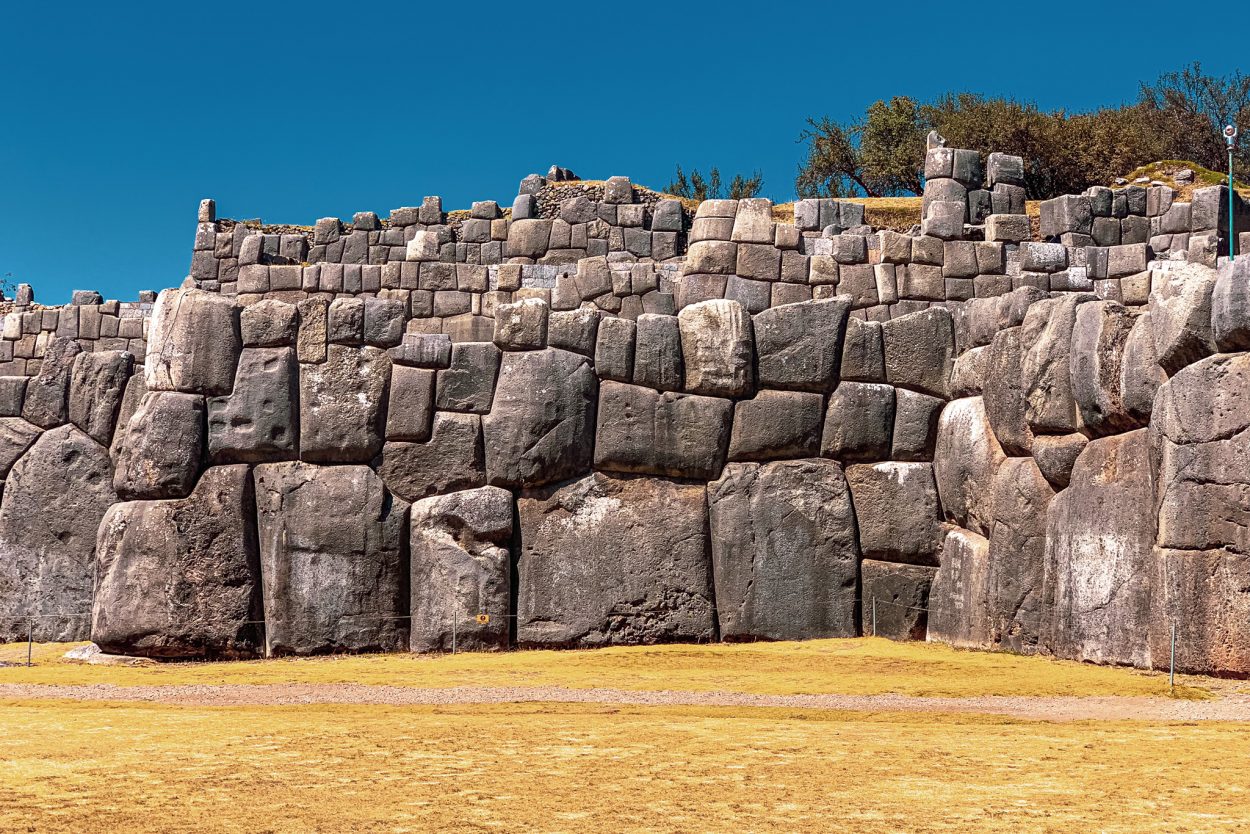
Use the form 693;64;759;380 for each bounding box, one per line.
1226;124;1237;262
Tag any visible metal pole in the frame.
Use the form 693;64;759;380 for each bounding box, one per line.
1230;143;1236;263
1227;124;1238;263
26;618;33;667
451;611;457;655
871;597;877;638
1169;623;1177;693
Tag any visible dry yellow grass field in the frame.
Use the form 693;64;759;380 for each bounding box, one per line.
0;637;1204;697
2;699;1248;834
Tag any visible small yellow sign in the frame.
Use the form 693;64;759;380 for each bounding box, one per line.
475;614;490;625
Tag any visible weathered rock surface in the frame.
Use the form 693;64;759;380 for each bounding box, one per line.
1119;311;1166;424
409;486;512;652
207;347;298;463
68;350;134;446
861;560;936;640
677;299;754;397
1046;431;1154;667
299;345;389;463
933;397;1004;537
821;382;894;461
1020;294;1094;434
928;527;992;648
482;348;596;487
846;462;943;565
0;419;41;479
374;412;485;502
92;465;262;658
728;390;823;461
1145;354;1250;673
112;391;205;500
254;462;408;655
516;473;715;647
1150;263;1215;375
753;298;848;392
881;307;954;398
1212;259;1250;352
708;460;860;640
146;288;240;395
0;426;116;641
982;326;1033;455
594;381;731;480
986;457;1055;654
22;337;82;429
1069;301;1135;435
1031;432;1088;491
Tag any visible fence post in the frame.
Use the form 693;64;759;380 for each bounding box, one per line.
26;617;33;667
1169;622;1177;693
452;612;457;656
871;597;877;638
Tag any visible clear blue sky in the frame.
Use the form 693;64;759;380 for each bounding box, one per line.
3;0;1246;303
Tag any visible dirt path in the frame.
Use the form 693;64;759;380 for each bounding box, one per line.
3;683;1249;721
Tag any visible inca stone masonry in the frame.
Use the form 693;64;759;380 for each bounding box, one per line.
2;147;1249;674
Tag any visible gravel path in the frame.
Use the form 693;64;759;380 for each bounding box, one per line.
2;683;1249;722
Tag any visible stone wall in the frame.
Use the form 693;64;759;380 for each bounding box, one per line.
2;147;1249;676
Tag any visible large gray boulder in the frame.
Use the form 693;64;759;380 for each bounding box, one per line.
1069;300;1136;435
1046;430;1154;667
516;473;715;647
881;307;954;399
68;350;134;446
409;486;512;653
753;298;849;392
677;299;754;397
981;326;1033;455
0;418;41;479
22;337;82;429
927;526;992;649
840;317;885;382
932;397;1004;538
891;388;943;461
482;348;597;488
1212;258;1250;351
708;459;860;640
385;366;435;442
1020;294;1095;434
1119;311;1166;424
727;390;823;461
820;381;894;462
1148;353;1250;674
0;425;116;641
254;461;409;655
299;344;390;463
633;314;684;391
861;560;936;640
374;412;486;502
1149;263;1216;375
145;288;241;396
92;464;263;659
594;381;731;480
112;391;205;500
986;457;1055;654
207;347;298;463
846;462;943;566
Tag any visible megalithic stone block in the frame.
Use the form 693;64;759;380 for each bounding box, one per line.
92;464;262;659
253;461;409;656
678;299;754;397
708;459;860;641
145;288;241;396
409;486;513;653
516;472;715;647
0;425;116;642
